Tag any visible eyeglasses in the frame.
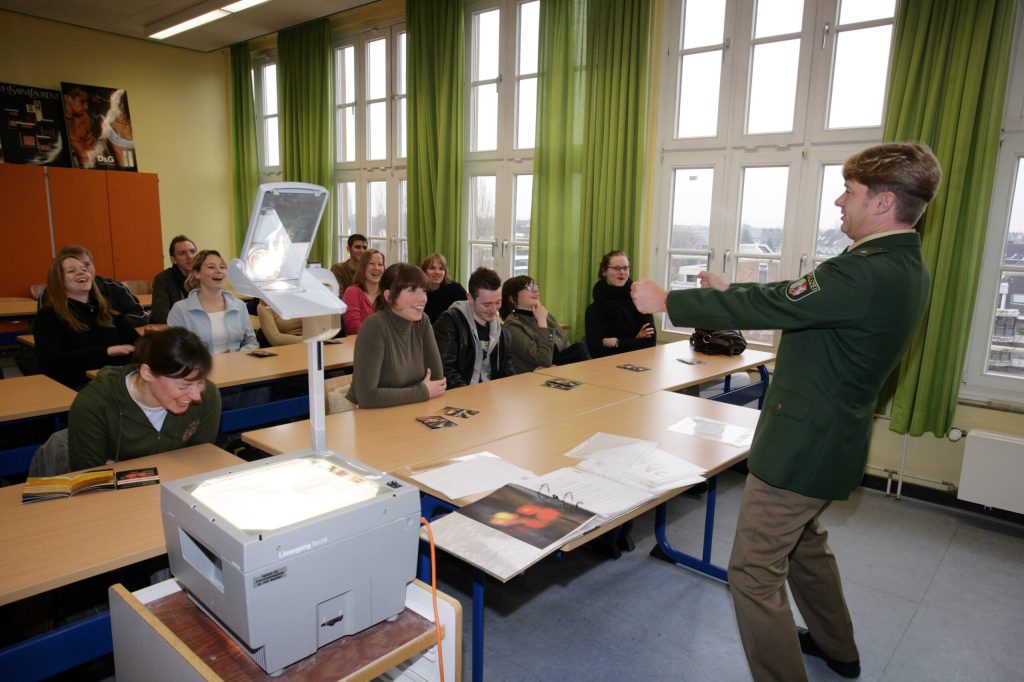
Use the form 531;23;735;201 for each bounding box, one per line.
524;283;540;292
607;266;631;273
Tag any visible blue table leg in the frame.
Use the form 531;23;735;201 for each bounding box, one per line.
473;568;485;682
651;476;728;582
0;611;111;682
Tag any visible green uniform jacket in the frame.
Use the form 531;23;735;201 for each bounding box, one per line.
68;364;222;470
666;232;929;500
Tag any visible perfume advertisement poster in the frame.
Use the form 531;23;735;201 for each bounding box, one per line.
60;82;138;171
0;82;71;167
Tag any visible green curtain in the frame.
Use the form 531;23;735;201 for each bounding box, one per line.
883;0;1017;436
532;0;652;337
278;19;335;265
228;43;260;254
407;0;464;268
531;0;588;328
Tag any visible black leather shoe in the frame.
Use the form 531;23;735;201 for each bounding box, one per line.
797;627;861;678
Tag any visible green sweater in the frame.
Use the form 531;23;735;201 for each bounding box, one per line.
68;364;221;470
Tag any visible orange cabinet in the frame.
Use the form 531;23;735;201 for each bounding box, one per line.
0;164;163;297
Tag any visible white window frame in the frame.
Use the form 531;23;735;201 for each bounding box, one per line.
332;22;408;265
651;0;895;347
252;51;281;182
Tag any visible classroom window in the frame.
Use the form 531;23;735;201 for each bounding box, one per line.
252;58;281;178
651;0;894;347
333;23;407;265
464;0;538;280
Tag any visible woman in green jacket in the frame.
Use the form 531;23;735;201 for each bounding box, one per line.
68;327;221;470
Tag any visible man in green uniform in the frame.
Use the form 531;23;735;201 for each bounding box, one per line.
632;143;942;681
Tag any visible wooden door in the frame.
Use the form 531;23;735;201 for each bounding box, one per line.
47;166;115;276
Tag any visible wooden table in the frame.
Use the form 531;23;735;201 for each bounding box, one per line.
401;390;759;511
243;371;637;473
0;374;78;423
397;391;761;681
0;444;243;607
208;337;355;388
136;293;152;308
535;340;774;395
0;297;37;320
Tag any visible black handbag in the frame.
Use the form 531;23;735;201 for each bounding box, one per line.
690;329;747;356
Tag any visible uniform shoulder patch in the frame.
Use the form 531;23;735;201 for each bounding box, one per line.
852;246;888;257
786;272;820;301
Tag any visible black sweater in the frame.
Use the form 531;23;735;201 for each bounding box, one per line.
584;278;656;358
33;298;138;388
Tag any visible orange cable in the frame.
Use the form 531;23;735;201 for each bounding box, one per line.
420;517;445;682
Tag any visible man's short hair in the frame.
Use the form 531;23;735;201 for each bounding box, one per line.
56;244;93;262
467;267;501;298
843;143;942;227
347;233;368;249
168;235;196;258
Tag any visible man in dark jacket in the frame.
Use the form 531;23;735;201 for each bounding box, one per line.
150;234;196;323
433;267;515;388
633;143;942;682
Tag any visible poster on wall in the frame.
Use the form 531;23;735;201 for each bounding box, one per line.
60;81;138;171
0;81;71;166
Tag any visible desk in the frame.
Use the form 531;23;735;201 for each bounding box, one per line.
209;337;355;389
400;391;760;681
0;444;243;606
136;293;152;308
0;297;36;319
535;340;774;395
0;374;78;476
243;371;637;473
0;444;244;681
110;579;461;682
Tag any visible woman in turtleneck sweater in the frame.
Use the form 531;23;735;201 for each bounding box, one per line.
585;250;655;358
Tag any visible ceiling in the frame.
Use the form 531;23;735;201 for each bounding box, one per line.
0;0;374;52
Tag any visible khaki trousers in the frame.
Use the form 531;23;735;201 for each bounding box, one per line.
728;474;859;681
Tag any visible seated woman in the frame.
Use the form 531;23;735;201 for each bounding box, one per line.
68;327;221;471
33;253;137;388
422;252;468;323
499;276;571;372
257;300;303;346
585;250;656;358
167;250;258;354
342;249;385;334
346;263;446;408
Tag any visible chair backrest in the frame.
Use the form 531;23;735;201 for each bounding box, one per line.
121;279;152;295
29;284;45;299
28;428;70;477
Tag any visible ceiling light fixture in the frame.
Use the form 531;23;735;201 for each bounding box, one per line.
146;0;272;41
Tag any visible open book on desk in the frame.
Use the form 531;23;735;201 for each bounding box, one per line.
425;483;603;582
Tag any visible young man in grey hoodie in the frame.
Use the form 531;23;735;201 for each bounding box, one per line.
433;267;516;388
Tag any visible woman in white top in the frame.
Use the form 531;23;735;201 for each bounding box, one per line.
167;249;257;354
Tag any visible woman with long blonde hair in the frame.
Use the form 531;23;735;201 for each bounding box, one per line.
32;253;137;388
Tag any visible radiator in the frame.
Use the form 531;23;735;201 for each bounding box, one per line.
958;429;1024;514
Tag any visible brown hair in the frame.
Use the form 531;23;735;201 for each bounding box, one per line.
420;252;452;285
133;327;212;380
842;143;942;226
354;249;386;292
598;250;629;279
500;275;535;320
376;263;430;311
44;255;115;332
168;235;196;259
185;249;223;292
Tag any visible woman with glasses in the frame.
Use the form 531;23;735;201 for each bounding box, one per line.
499;275;571;372
585;251;656;358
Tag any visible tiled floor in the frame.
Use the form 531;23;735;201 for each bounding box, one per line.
434;470;1024;681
